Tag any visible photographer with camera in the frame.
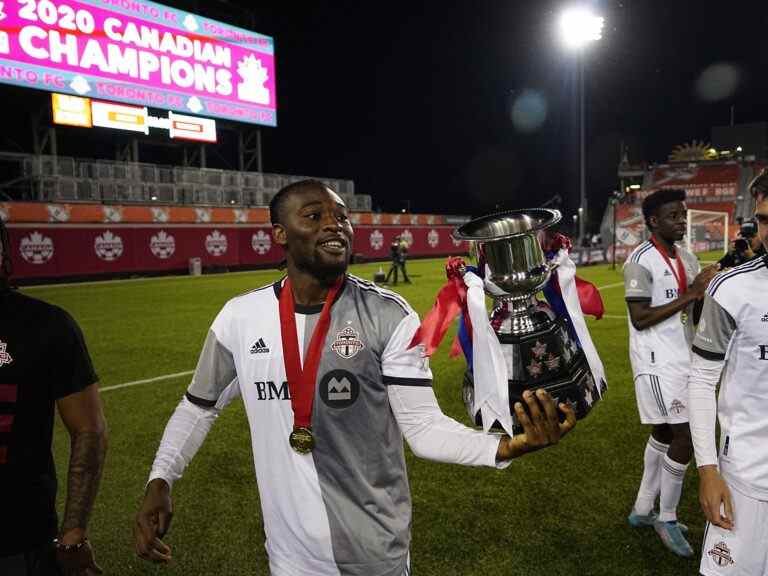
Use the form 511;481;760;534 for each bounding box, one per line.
717;220;764;269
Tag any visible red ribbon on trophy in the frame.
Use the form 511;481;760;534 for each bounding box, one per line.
409;256;473;356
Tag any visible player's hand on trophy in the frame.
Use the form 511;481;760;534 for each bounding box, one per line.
134;478;174;563
698;465;734;530
496;389;576;461
690;264;720;298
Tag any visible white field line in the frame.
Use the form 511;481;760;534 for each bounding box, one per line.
101;370;194;393
101;278;628;393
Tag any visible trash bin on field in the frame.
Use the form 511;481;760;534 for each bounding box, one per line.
189;257;202;276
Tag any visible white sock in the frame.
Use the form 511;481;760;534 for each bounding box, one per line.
658;454;688;522
633;436;668;515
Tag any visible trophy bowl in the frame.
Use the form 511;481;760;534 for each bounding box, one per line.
453;209;561;299
452;208;603;434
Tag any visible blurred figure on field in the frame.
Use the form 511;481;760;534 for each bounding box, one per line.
0;218;107;576
385;236;402;285
397;236;411;284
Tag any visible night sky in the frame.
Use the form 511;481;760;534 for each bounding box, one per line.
3;1;768;231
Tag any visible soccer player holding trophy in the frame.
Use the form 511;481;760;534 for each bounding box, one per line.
134;181;576;575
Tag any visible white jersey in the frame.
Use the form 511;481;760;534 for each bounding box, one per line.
172;274;500;576
692;256;768;499
623;240;700;382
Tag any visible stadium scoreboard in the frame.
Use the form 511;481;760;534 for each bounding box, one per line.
0;0;277;127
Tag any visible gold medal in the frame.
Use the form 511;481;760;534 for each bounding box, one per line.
289;427;315;454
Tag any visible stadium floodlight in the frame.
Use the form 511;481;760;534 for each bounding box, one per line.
557;6;604;245
558;7;604;50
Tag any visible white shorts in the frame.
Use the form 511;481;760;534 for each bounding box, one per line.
633;373;688;424
700;486;768;575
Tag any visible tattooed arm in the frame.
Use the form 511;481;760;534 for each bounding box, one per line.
56;383;108;575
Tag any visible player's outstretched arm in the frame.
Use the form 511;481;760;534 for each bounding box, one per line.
495;389;576;461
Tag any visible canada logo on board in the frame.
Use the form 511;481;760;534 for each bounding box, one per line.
205;230;228;256
369;230;384;250
20;231;54;264
251;230;271;255
150;230;176;259
95;230;124;261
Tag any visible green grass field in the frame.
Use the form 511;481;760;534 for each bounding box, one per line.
29;258;710;575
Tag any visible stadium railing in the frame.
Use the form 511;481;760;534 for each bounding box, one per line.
5;152;366;209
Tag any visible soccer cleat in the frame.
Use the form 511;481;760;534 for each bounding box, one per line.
628;509;657;528
628;510;688;533
653;520;694;558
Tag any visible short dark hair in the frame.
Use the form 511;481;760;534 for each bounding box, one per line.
641;188;686;226
0;218;12;287
269;179;332;226
749;168;768;202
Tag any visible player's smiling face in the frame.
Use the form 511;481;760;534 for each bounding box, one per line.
652;200;687;243
274;186;354;279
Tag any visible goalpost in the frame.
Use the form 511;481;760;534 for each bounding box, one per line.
686;209;729;257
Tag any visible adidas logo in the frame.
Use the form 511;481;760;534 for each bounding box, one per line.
250;338;270;354
762;313;768;323
663;270;673;276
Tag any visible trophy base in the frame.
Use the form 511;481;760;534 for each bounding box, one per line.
463;351;604;435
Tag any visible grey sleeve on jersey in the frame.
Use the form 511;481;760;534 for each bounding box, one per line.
624;262;652;301
186;329;238;407
381;312;433;385
692;294;736;361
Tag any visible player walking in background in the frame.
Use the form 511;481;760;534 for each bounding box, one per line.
0;218;108;576
134;180;576;575
689;169;768;575
622;188;719;557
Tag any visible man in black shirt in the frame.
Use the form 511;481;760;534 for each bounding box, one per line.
0;219;107;576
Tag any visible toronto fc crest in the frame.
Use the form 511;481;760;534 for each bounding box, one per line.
707;541;734;567
331;325;365;359
0;340;13;367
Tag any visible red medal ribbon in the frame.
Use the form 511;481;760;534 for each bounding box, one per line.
279;275;344;430
650;236;688;294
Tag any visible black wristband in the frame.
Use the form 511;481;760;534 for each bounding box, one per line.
53;538;89;552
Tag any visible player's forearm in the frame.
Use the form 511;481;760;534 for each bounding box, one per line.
60;427;108;538
688;354;723;469
628;294;696;330
149;396;219;489
388;385;504;468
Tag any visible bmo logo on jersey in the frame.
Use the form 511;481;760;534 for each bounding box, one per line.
664;288;680;299
759;345;768;360
319;370;360;409
253;380;291;401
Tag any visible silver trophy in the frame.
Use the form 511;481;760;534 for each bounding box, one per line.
453;208;604;434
